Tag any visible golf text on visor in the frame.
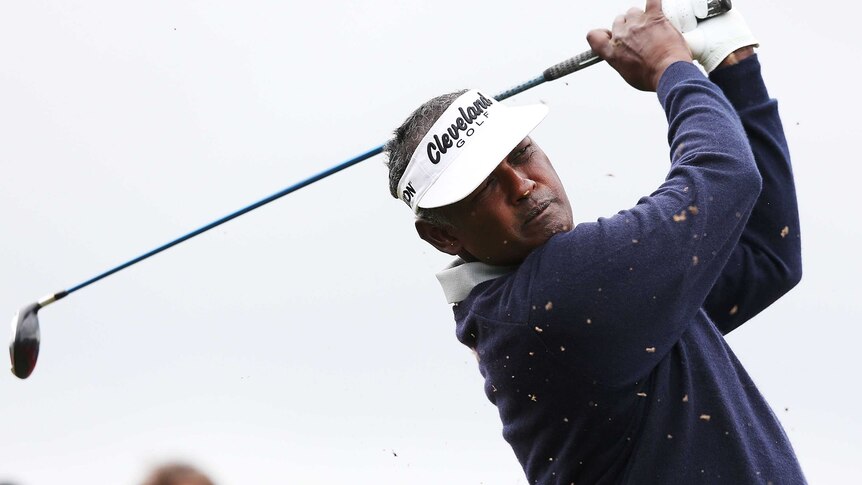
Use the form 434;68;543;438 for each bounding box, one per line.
397;89;549;212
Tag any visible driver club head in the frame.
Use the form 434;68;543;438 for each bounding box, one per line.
10;302;41;379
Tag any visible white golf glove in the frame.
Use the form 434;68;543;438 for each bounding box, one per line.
683;9;759;73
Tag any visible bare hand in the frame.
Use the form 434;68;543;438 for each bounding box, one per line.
587;0;692;91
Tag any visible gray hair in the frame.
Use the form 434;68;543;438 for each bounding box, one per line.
384;89;468;227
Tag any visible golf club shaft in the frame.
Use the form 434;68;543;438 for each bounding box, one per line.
41;48;603;307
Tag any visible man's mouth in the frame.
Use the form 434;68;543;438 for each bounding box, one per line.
524;199;553;225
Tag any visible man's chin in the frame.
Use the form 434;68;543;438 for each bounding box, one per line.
536;211;573;239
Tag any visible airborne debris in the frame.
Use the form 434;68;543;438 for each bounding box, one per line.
673;210;687;222
560;346;566;352
683;394;689;402
534;326;544;333
688;205;700;215
646;347;656;353
729;305;739;316
700;414;711;422
780;226;790;238
637;392;648;397
692;255;700;266
545;301;554;311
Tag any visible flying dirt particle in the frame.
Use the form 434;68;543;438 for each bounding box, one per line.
392;450;398;457
529;394;538;402
545;301;554;311
606;173;615;177
688;205;699;215
637;392;648;397
700;414;711;422
586;318;592;325
549;457;554;462
683;394;689;402
692;255;700;266
667;434;673;439
503;240;509;245
563;417;569;422
529;352;535;356
560;346;566;352
729;305;739;316
785;407;790;412
780;226;790;238
735;211;742;219
683;186;690;193
632;239;639;244
646;347;656;353
673;210;687;222
534;326;544;333
492;385;497;393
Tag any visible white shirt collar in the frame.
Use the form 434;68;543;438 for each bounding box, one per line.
435;258;516;304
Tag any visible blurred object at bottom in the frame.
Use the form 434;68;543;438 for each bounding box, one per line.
140;463;214;485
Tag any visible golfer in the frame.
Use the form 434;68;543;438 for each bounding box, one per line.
385;1;804;483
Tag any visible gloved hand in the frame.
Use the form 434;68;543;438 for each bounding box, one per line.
683;8;759;73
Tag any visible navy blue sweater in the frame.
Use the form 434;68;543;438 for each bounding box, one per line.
452;57;805;484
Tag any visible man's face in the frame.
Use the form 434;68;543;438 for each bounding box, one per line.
435;137;573;266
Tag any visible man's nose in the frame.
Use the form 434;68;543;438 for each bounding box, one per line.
496;163;536;204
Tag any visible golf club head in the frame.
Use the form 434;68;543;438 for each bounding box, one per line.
9;303;41;379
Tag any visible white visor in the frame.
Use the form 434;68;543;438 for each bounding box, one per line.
396;89;549;212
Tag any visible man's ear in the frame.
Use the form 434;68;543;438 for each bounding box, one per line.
415;219;463;256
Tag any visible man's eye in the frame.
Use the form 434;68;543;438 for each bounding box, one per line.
511;144;532;164
472;177;495;202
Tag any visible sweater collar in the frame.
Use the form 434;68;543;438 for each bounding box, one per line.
435;258;516;304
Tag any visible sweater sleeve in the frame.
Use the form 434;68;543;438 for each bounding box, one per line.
702;55;802;334
525;61;762;387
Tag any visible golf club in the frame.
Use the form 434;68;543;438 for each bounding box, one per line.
9;0;734;379
6;49;602;380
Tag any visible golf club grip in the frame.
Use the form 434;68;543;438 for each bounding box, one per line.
543;50;603;81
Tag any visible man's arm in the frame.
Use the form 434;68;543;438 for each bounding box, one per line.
702;52;803;334
516;2;764;387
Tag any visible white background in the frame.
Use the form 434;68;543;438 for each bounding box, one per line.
1;1;860;483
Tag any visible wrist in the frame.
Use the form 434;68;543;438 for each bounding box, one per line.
716;46;756;70
652;55;693;91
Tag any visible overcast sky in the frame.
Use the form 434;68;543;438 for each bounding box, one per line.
2;1;860;483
